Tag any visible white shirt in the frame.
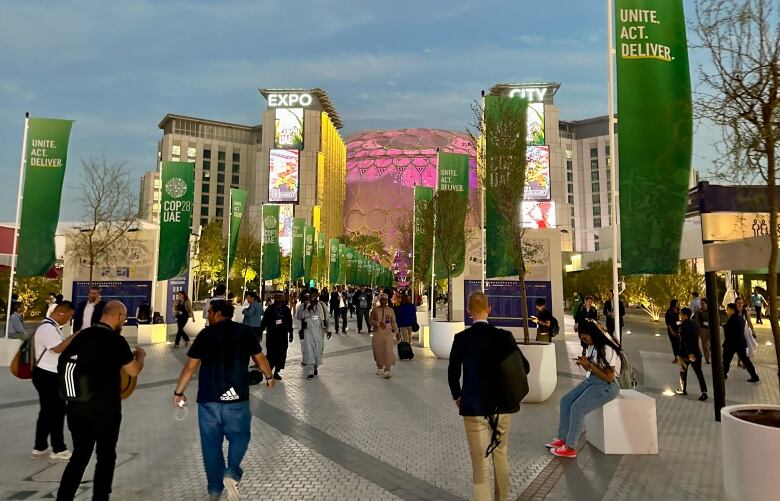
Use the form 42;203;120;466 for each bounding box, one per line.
202;295;225;319
338;293;346;309
46;302;56;317
34;318;64;373
585;344;621;380
82;302;95;331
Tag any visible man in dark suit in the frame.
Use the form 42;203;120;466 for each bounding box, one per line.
73;285;106;333
448;291;524;501
329;285;348;333
676;308;708;400
723;303;760;383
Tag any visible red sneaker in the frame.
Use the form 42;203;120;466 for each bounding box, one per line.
550;446;577;458
545;438;565;449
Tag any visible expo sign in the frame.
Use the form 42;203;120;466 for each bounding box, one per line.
267;93;313;108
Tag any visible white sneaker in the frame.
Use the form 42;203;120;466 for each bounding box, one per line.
224;476;240;501
384;371;392;379
376;369;384;376
30;448;50;460
49;450;72;463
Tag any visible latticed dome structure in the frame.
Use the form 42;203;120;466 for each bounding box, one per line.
344;129;478;282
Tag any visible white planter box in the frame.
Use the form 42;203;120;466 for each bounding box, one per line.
518;342;557;403
415;312;431;348
722;404;780;501
0;338;23;367
429;320;465;359
585;389;658;454
137;324;167;345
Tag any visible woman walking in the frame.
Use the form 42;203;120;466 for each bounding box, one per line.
394;294;416;344
546;321;621;458
370;294;398;378
296;288;331;380
173;291;194;347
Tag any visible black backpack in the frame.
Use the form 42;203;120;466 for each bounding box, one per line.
550;316;560;337
58;330;100;403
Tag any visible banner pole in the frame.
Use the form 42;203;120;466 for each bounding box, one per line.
430;149;439;322
412;185;416;304
607;0;621;343
150;161;164;322
259;204;265;300
226;190;232;294
5;113;29;338
480;90;487;292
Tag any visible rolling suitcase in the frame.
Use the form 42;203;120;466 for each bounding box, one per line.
397;340;414;361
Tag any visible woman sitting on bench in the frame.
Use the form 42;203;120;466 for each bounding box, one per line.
546;319;622;458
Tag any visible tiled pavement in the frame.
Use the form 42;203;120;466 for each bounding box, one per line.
0;311;777;500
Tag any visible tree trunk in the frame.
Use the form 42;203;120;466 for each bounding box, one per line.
767;140;779;388
518;257;530;344
447;274;453;322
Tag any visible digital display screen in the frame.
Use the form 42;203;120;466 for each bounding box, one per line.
522;201;556;228
269;149;300;203
278;203;294;256
525;146;550;200
274;108;304;149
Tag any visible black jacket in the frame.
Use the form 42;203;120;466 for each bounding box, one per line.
723;313;747;350
679;319;701;358
603;300;625;328
259;303;293;335
73;300;106;332
448;321;522;416
575;305;599;324
330;291;347;310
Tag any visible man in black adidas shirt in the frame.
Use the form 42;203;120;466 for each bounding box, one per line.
173;299;275;501
57;301;146;501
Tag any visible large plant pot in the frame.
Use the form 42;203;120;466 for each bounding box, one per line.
429;320;465;359
722;405;780;501
518;342;557;403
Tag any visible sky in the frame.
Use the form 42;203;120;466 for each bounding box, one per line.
0;0;718;221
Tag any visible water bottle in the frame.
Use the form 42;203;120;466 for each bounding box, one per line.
174;399;189;421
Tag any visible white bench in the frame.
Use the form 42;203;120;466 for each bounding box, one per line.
585;389;659;454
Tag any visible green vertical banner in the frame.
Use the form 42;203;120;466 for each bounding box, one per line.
328;238;340;284
615;0;692;274
227;188;247;271
262;204;281;280
317;231;326;284
157;161;195;280
303;225;314;286
338;244;347;284
358;255;367;285
485;95;529;278
291;217;305;283
346;248;357;285
16;118;73;277
435;152;469;280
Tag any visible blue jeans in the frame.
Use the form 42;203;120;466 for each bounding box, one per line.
557;377;619;447
198;401;252;496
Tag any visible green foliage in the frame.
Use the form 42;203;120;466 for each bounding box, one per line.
194;220;225;298
0;269;62;318
341;232;389;264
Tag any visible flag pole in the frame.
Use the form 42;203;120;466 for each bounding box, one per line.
5;113;29;338
259;204;265;300
150;161;164;322
226;190;232;295
607;0;621;343
430;149;439;322
480;90;487;293
412;184;417;304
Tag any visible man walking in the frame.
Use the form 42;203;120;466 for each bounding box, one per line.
57;301;146;501
356;285;372;333
241;292;263;341
73;285;106;333
259;292;293;380
174;299;275;500
31;301;76;463
723;303;760;383
202;284;227;320
751;288;768;325
448;292;525;501
675;308;708;401
330;285;348;333
531;298;553;342
665;299;682;364
603;290;625;338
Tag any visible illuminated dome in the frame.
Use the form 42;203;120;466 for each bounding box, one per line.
344;129;478;283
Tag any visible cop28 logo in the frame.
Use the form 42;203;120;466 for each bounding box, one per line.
165;178;188;199
264;215;277;229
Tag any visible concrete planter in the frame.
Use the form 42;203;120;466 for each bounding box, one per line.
518;342;557;403
722;404;780;501
415;312;430;348
137;324;167;345
429;320;465;359
0;338;23;367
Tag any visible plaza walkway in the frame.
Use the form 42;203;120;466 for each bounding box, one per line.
0;310;777;500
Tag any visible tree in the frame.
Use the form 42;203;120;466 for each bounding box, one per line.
694;0;780;380
231;231;261;296
468;97;531;342
341;232;390;264
395;202;434;300
429;189;469;321
65;157;140;282
193;220;225;299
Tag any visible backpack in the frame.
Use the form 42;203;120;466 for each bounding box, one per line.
9;319;53;379
549;316;560;337
58;330;99;403
617;351;638;390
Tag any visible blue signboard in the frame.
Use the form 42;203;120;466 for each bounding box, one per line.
166;275;189;324
463;280;552;327
72;280;152;326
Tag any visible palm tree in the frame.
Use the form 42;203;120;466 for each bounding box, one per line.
341;233;390;264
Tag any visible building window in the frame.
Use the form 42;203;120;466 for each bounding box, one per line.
217;183;224;194
565;149;572;160
568;195;574;204
605;145;610;157
217;196;224;206
200;207;209;216
592;182;600;193
217;162;225;172
594;217;602;228
590;147;598;158
566;172;573;182
567;182;574;194
591;170;600;181
203;148;212;160
566;159;573;171
187;146;196;161
232;174;240;185
217;173;225;183
232;152;240;162
172;145;181;160
202;170;210;181
201;194;209;204
594;235;600;251
202;183;210;193
215;208;223;217
593;206;602;216
591;159;599;170
203;159;211;171
592;194;601;204
218;151;225;161
200;217;208;227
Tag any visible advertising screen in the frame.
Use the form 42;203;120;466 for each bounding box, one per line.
278;203;294;256
274;108;304;149
522;201;556;228
527;103;545;145
525;146;550;200
269;149;300;202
